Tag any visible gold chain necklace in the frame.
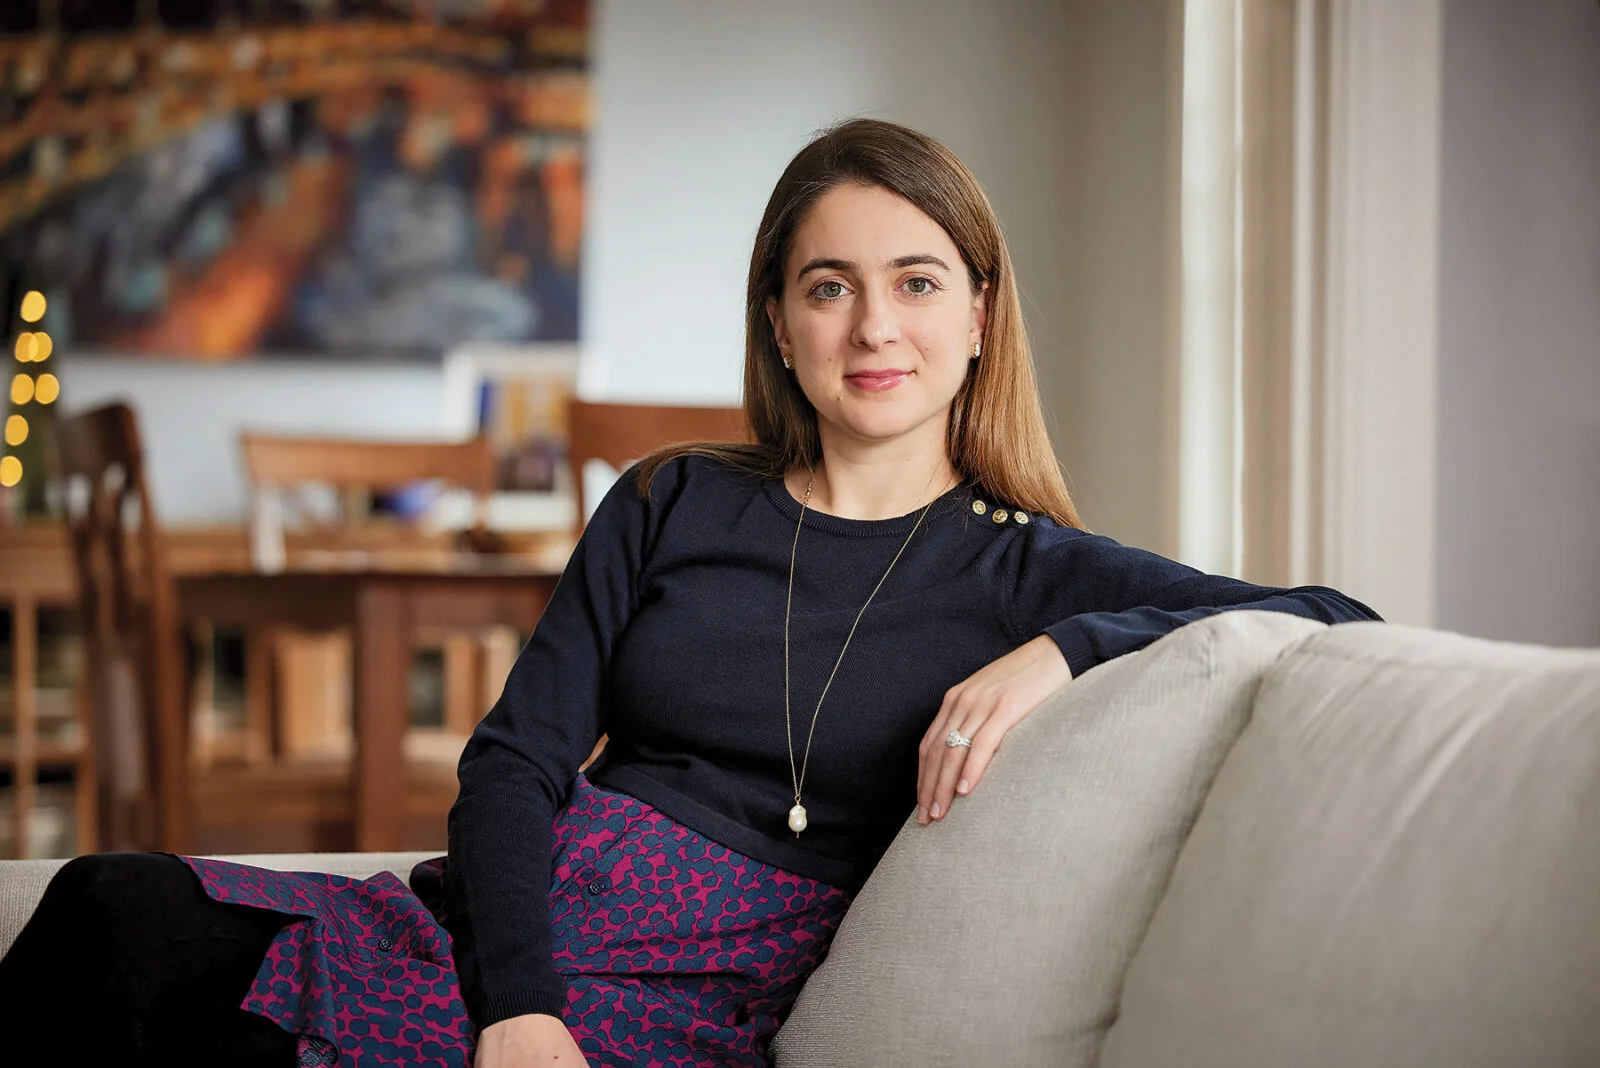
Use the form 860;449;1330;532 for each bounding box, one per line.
783;473;936;835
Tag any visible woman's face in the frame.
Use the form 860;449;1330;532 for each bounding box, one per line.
766;183;987;458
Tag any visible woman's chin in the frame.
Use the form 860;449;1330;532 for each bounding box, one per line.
821;407;945;449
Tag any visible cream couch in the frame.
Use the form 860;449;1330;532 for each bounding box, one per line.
5;612;1598;1067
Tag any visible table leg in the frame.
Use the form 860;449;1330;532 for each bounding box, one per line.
353;584;408;852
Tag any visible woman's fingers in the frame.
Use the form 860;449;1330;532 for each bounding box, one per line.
953;712;1009;798
916;689;962;821
920;688;1043;822
928;717;977;818
917;636;1072;825
929;699;1017;820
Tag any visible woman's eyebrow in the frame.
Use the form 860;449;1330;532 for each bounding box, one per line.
794;254;953;281
886;254;952;272
795;257;854;280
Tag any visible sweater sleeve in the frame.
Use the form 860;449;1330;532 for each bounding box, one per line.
443;461;668;1030
1004;525;1382;679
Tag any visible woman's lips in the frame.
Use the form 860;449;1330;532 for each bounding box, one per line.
845;370;911;392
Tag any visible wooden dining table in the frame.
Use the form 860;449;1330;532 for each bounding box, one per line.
177;549;567;852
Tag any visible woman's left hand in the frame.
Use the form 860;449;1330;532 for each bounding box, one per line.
916;635;1072;824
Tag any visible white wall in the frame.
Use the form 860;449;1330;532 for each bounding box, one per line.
1052;0;1181;552
56;358;451;525
56;0;1081;525
581;0;1082;456
1434;0;1600;647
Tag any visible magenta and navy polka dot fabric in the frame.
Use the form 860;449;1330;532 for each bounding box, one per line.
182;777;849;1067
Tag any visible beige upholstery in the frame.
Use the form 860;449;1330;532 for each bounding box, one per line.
1101;624;1600;1068
773;611;1325;1068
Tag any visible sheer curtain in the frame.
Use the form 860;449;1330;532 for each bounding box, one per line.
1175;0;1441;625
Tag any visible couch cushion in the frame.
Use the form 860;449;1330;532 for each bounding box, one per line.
1101;623;1600;1068
0;851;437;955
773;611;1324;1068
0;860;70;955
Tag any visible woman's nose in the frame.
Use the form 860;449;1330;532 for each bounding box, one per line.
851;287;901;350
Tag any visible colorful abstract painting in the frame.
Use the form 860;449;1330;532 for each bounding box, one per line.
0;0;587;360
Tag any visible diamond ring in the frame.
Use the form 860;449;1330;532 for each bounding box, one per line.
945;729;973;749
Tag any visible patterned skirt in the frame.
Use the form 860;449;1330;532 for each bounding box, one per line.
183;776;851;1067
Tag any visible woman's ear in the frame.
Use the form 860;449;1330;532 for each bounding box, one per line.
765;295;790;354
969;280;990;347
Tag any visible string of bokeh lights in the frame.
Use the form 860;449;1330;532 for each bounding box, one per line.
2;289;57;489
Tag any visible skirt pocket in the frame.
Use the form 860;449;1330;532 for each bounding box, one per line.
546;775;649;898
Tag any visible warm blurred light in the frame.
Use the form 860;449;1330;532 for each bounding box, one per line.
4;415;25;446
14;332;37;362
35;373;59;404
19;291;46;324
10;373;33;405
0;456;20;488
31;332;51;362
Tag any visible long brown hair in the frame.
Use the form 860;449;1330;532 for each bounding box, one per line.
638;117;1082;528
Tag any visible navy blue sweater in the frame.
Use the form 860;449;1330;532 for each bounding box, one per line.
444;455;1380;1027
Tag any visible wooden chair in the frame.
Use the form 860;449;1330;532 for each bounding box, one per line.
53;407;469;854
239;434;507;759
241;435;497;573
566;400;748;532
55;402;192;851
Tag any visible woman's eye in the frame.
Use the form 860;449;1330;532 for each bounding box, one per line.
904;276;938;296
812;281;846;300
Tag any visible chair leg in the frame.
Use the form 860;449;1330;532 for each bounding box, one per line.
478;626;522;718
153;624;193;853
442;635;481;737
74;673;97;854
243;628;278;765
275;630;351;760
188;621;218;768
10;592;38;859
438;626;522;737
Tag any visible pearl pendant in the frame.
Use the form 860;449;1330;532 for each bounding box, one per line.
787;804;808;834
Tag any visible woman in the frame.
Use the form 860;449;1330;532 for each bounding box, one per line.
0;119;1378;1068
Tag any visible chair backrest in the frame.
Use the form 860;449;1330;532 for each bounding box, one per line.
566;400;747;530
54;402;190;852
240;435;497;571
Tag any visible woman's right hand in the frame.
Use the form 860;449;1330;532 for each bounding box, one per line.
474;1013;590;1067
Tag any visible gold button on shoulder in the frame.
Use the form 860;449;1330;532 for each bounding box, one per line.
1014;511;1029;525
971;499;988;516
992;509;1009;524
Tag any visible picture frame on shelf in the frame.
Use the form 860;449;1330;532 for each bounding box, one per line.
441;343;582;532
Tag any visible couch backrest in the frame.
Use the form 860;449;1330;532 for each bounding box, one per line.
774;611;1326;1068
1103;622;1600;1068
